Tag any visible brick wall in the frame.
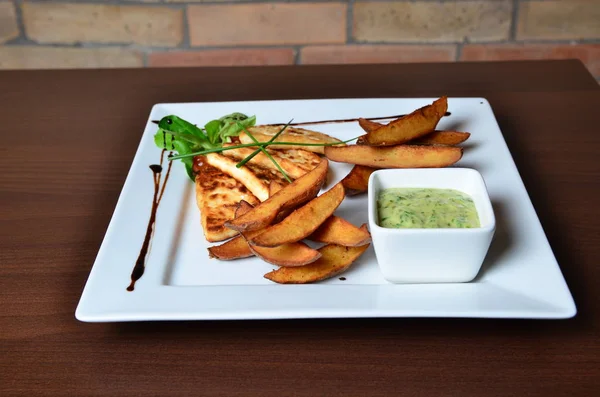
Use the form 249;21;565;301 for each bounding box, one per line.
0;1;598;79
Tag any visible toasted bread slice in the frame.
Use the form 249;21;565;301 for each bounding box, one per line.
204;153;288;202
239;125;342;154
194;156;260;242
221;144;320;179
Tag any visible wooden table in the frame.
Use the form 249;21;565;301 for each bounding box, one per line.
1;60;599;396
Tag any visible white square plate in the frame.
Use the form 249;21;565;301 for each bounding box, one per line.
76;98;576;321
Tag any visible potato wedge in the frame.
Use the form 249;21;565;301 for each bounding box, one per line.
308;216;371;247
413;131;470;145
268;180;295;223
264;243;370;284
358;130;470;146
233;201;321;267
249;183;345;247
363;97;448;146
225;159;329;232
239;125;343;154
358;118;384;133
325;144;462;168
208;235;253;260
249;241;322;267
340;165;376;196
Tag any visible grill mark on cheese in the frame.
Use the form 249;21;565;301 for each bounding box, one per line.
245;163;289;186
221;144;317;179
194;156;259;242
239;125;342;154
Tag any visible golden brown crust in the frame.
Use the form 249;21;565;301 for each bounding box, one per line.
248;183;345;248
264;243;370;284
194;157;260;242
234;201;321;267
308;216;372;247
340;165;377;196
324;144;463;169
208;236;253;260
413;131;471;145
363;96;448;146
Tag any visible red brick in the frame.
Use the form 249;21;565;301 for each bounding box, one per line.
353;1;512;43
517;1;600;40
188;3;347;46
0;47;143;70
0;2;19;43
22;3;183;47
301;45;456;65
149;48;295;67
461;44;600;77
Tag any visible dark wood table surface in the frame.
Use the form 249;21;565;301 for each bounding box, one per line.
1;60;599;396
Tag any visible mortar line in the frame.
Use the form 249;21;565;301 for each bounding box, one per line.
180;4;192;49
455;43;463;62
510;0;520;41
346;0;355;44
293;46;301;65
12;0;27;42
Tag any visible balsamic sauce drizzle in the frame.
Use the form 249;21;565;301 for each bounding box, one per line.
151;112;450;127
127;149;173;292
269;112;451;126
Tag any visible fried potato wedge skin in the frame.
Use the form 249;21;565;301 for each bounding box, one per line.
239;125;343;154
341;165;376;196
325;144;462;168
250;242;321;267
225;159;329;232
208;236;253;260
358;118;383;133
249;183;345;247
267;180;294;223
236;200;255;217
413;131;470;145
308;216;371;247
363;97;448;146
234;200;321;267
358;130;470;146
264;243;370;284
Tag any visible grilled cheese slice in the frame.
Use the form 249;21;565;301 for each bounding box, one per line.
194;157;260;242
204;152;288;202
239;125;343;154
221;144;320;179
270;148;321;175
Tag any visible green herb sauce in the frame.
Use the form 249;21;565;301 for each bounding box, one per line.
377;188;480;229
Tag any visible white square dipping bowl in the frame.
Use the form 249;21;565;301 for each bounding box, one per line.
368;168;496;284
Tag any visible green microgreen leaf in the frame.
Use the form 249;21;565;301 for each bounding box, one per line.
204;120;222;145
219;115;256;140
158;115;212;146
